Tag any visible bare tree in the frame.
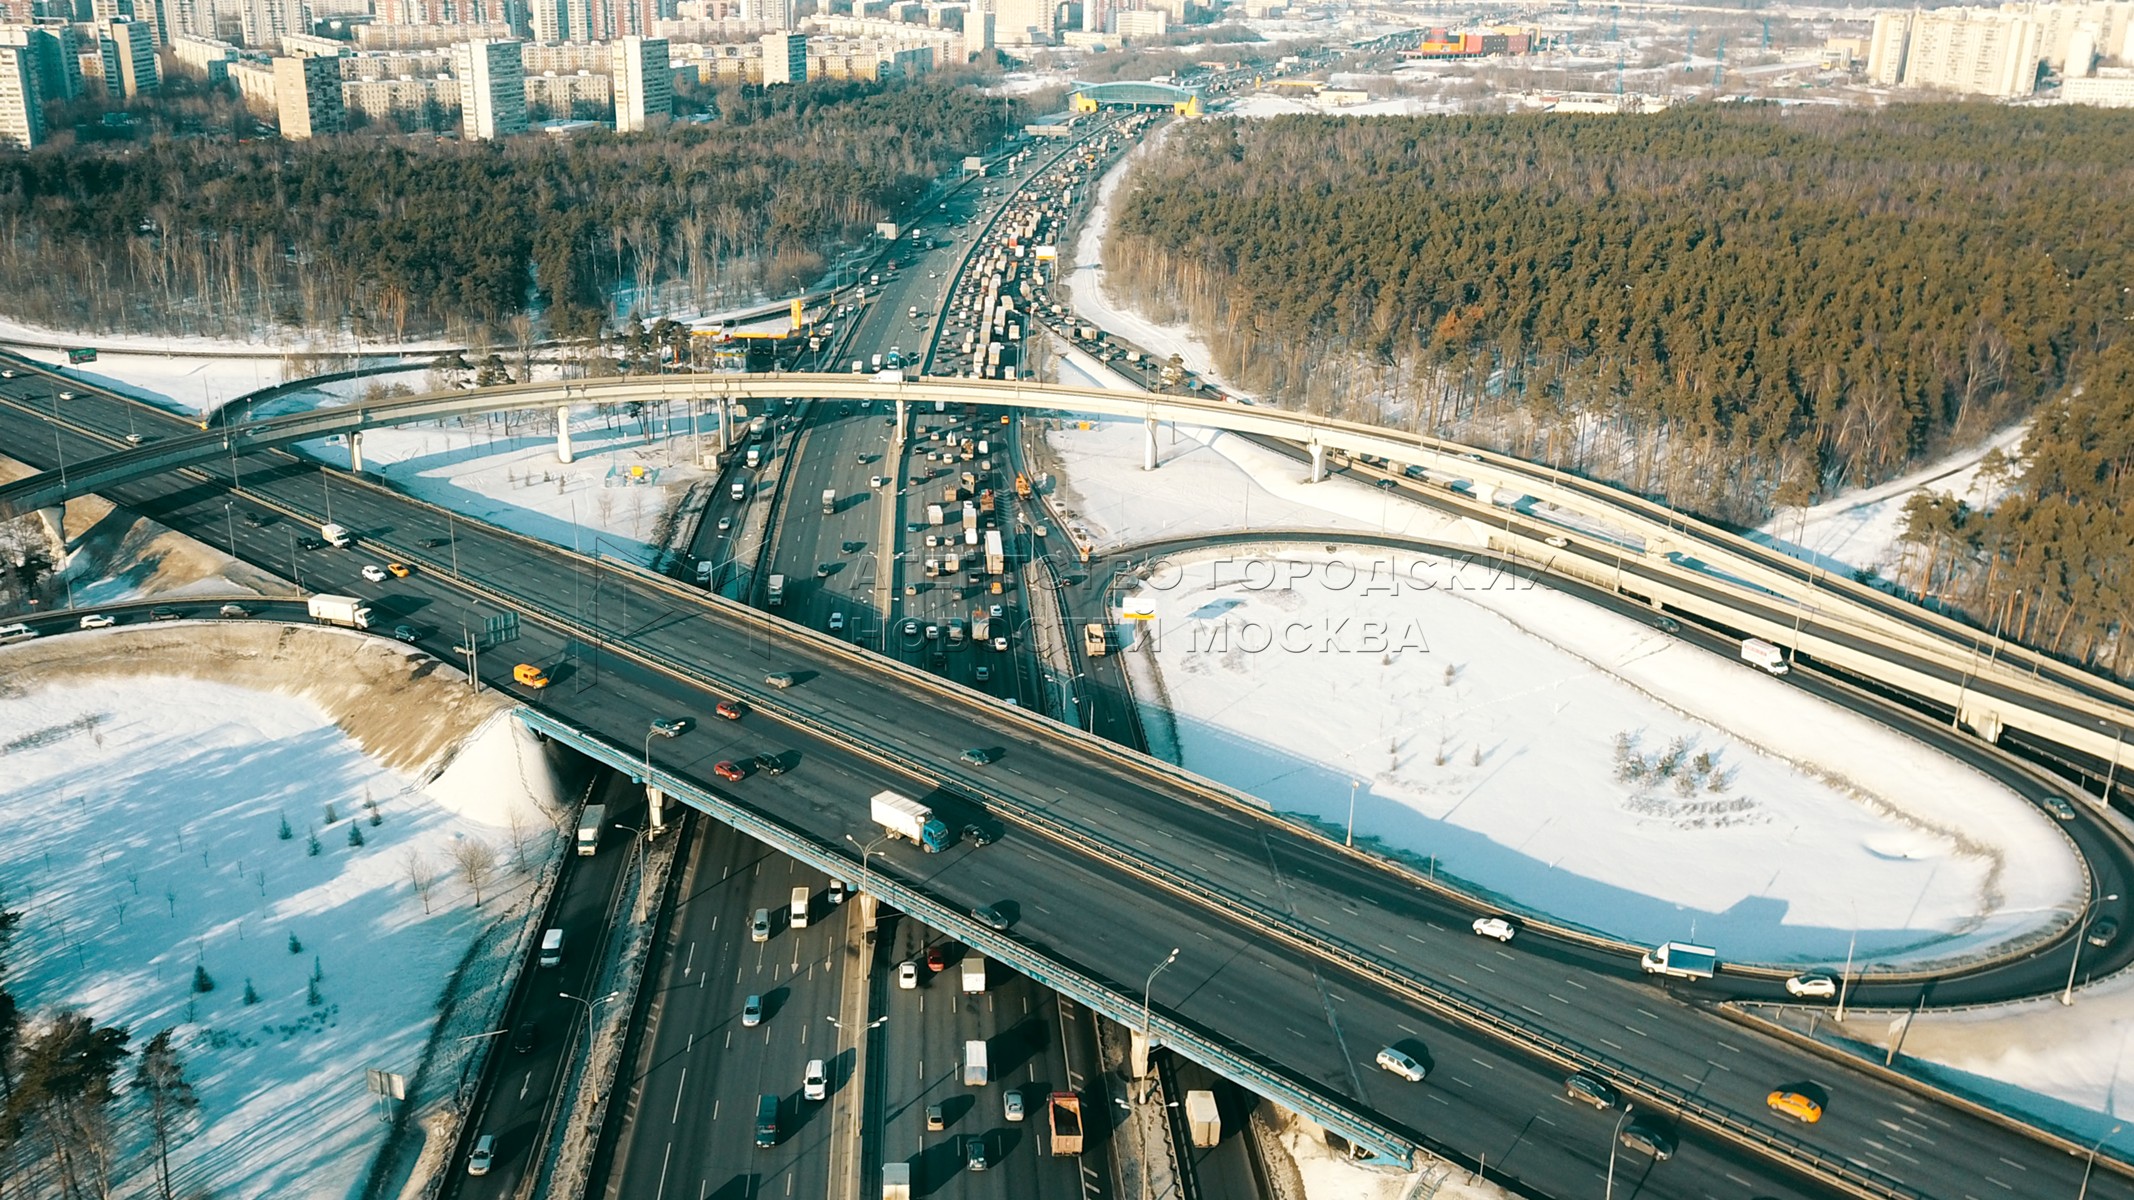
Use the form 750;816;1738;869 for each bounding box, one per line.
449;840;494;908
505;808;530;872
403;850;439;915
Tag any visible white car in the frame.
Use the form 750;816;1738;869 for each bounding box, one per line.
803;1058;828;1101
1003;1088;1025;1121
1543;535;1569;549
828;612;845;632
742;994;763;1027
750;908;771;943
1471;916;1516;943
870;475;887;488
1375;1047;1427;1082
1785;972;1838;999
360;565;387;583
898;960;919;989
78;614;116;629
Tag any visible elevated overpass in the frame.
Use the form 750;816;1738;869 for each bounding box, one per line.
4;367;2128;781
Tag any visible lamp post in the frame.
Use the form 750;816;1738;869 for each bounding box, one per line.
2064;892;2120;1005
615;822;649;923
1347;779;1361;848
846;832;890;896
2078;1123;2122;1200
559;990;620;1099
1604;1105;1635;1200
1140;947;1180;1100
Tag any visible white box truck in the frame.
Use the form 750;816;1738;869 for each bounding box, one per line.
575;803;606;856
320;522;352;548
1740;637;1788;676
1185;1090;1220;1148
305;594;371;629
822;488;836;514
963;1039;989;1086
962;956;986;994
790;886;810;929
767;574;786;606
881;1162;911;1200
1640;941;1718;979
870;791;951;852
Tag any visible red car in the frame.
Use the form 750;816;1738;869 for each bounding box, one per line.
924;945;947;973
713;761;745;782
715;699;745;721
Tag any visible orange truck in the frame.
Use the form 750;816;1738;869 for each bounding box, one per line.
1048;1092;1084;1155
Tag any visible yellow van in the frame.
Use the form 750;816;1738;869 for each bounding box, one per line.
513;663;550;688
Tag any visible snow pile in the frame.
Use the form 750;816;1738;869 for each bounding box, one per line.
0;649;562;1199
1114;547;2076;965
1753;422;2029;581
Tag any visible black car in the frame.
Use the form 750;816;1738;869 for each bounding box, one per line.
149;606;180;622
511;1024;538;1054
752;753;787;777
1563;1072;1620;1110
241;513;269;528
1619;1117;1676;1161
962;825;994;848
418;536;449;549
297;536;324;550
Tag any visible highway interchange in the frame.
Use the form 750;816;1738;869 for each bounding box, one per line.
3;117;2134;1200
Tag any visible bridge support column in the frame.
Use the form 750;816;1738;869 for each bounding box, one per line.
645;784;667;833
1309;442;1327;482
555;406;575;464
1129;1027;1153;1080
1143;418;1159;470
35;505;64;548
895;399;908;442
348;431;364;473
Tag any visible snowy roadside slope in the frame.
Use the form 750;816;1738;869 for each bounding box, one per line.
0;626;563;1200
1115;548;2074;967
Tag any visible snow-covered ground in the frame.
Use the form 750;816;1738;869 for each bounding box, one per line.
294;405;719;567
0;631;565;1199
1112;546;2075;966
1753;422;2029;582
0;312;456;359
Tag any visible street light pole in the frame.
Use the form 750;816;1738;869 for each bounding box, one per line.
559;989;620;1099
1140;947;1180;1099
2078;1123;2123;1200
846;832;890;896
1605;1105;1634;1200
1347;779;1360;848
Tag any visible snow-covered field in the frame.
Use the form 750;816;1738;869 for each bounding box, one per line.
1753;422;2029;582
1112;546;2075;966
294;405;718;567
0;634;564;1199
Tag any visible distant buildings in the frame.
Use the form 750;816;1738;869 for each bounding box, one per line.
0;41;39;148
611;34;668;131
97;16;156;97
761;30;804;84
1865;3;2134;100
454;37;527;140
274;53;344;138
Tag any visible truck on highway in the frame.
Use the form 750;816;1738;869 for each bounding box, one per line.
927;503;944;526
962;955;986;994
984;530;1005;575
1740;637;1789;676
748;416;768;441
970;610;990;642
870;790;951;852
963;1039;988;1086
576;803;606;856
880;1162;911;1200
1185;1090;1220;1148
745;446;762;469
766;574;786;606
1015;472;1032;499
790;885;810;928
1639;941;1718;980
306;594;372;629
822;488;836;514
319;522;352;548
1048;1093;1084;1155
1083;622;1107;657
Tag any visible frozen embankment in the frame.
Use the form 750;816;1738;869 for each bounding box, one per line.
0;622;574;1200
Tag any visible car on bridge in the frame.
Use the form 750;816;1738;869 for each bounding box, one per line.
751;753;786;776
1785;971;1838;999
714;760;745;782
1766;1090;1823;1124
2046;796;2079;820
361;565;387;583
650;717;691;737
78;614;115;629
960;748;993;766
1618;1116;1675;1160
973;904;1011;931
715;699;746;720
1563;1072;1619;1110
2089;919;2120;948
1374;1047;1426;1082
1471;916;1516;942
386;562;411;578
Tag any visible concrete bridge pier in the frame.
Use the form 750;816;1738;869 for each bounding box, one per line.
556;405;575;464
348;431;364;473
1309;442;1328;482
646;784;667;833
895;399;908;442
1143;418;1159;470
35;505;64;547
1129;1027;1154;1078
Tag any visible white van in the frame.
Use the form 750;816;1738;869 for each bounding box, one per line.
539;928;564;967
963;1039;989;1086
804;1058;827;1101
790;886;810;929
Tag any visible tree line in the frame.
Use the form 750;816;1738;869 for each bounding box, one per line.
0;78;1027;344
1104;105;2134;676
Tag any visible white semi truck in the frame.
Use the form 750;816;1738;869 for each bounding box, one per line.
575;803;606;856
305;594;371;629
870;790;951;852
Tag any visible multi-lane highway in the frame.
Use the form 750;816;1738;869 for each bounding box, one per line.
9;374;2133;1200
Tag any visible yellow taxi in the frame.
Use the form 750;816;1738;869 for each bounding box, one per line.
1767;1090;1823;1124
387;562;412;578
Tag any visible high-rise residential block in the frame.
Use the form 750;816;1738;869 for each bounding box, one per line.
454;36;527;139
611;33;667;131
274;52;344;137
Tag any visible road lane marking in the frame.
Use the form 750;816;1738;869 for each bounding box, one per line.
671;1068;688;1122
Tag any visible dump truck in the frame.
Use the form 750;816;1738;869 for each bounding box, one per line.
305;594;371;629
870;790;951;852
1048;1092;1084;1155
1083;622;1107;657
1640;941;1718;980
1185;1090;1220;1148
1740;637;1789;676
319;522;352;548
575;803;606;856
